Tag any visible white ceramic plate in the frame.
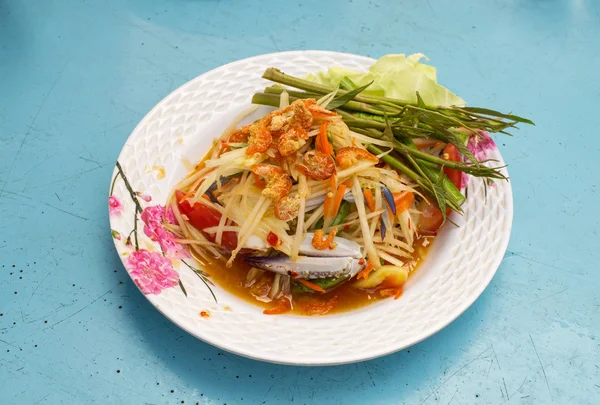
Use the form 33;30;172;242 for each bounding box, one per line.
108;51;513;365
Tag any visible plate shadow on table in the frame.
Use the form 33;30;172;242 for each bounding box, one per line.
116;256;496;404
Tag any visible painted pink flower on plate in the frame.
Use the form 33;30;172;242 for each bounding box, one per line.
136;192;152;202
109;196;123;216
141;205;190;259
127;249;179;295
468;130;497;160
462;131;498;187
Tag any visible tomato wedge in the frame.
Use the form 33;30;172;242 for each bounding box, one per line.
442;144;462;190
416;144;462;234
176;190;238;250
418;200;452;235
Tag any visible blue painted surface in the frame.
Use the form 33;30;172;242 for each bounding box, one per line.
1;0;599;403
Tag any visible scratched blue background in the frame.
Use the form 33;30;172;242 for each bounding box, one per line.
1;0;599;404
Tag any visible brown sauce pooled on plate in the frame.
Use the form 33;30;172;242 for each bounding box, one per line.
196;238;431;316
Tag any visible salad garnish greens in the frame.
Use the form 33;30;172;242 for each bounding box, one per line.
307;53;467;106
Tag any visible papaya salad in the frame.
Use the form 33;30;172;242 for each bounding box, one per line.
169;54;533;315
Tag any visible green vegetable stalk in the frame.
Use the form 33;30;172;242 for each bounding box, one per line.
331;201;351;227
253;66;533;217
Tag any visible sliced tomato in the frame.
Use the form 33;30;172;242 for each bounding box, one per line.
176;190;238;250
442;144;462;189
418;200;452;235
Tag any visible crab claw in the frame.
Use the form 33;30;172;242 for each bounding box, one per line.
244;256;365;279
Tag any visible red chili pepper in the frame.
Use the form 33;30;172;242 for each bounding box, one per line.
267;231;279;247
176;190;238;250
442;144;462;189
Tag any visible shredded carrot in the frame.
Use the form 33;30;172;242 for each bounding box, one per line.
357;259;375;280
317;122;333;155
329;174;337;190
323;175;338;219
201;194;211;201
318;122;326;144
363;189;376;212
296;278;326;293
311;110;335;120
219;141;230;154
252;172;266;188
315;128;323;152
179;190;195;203
331;184;347;217
393;191;414;213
